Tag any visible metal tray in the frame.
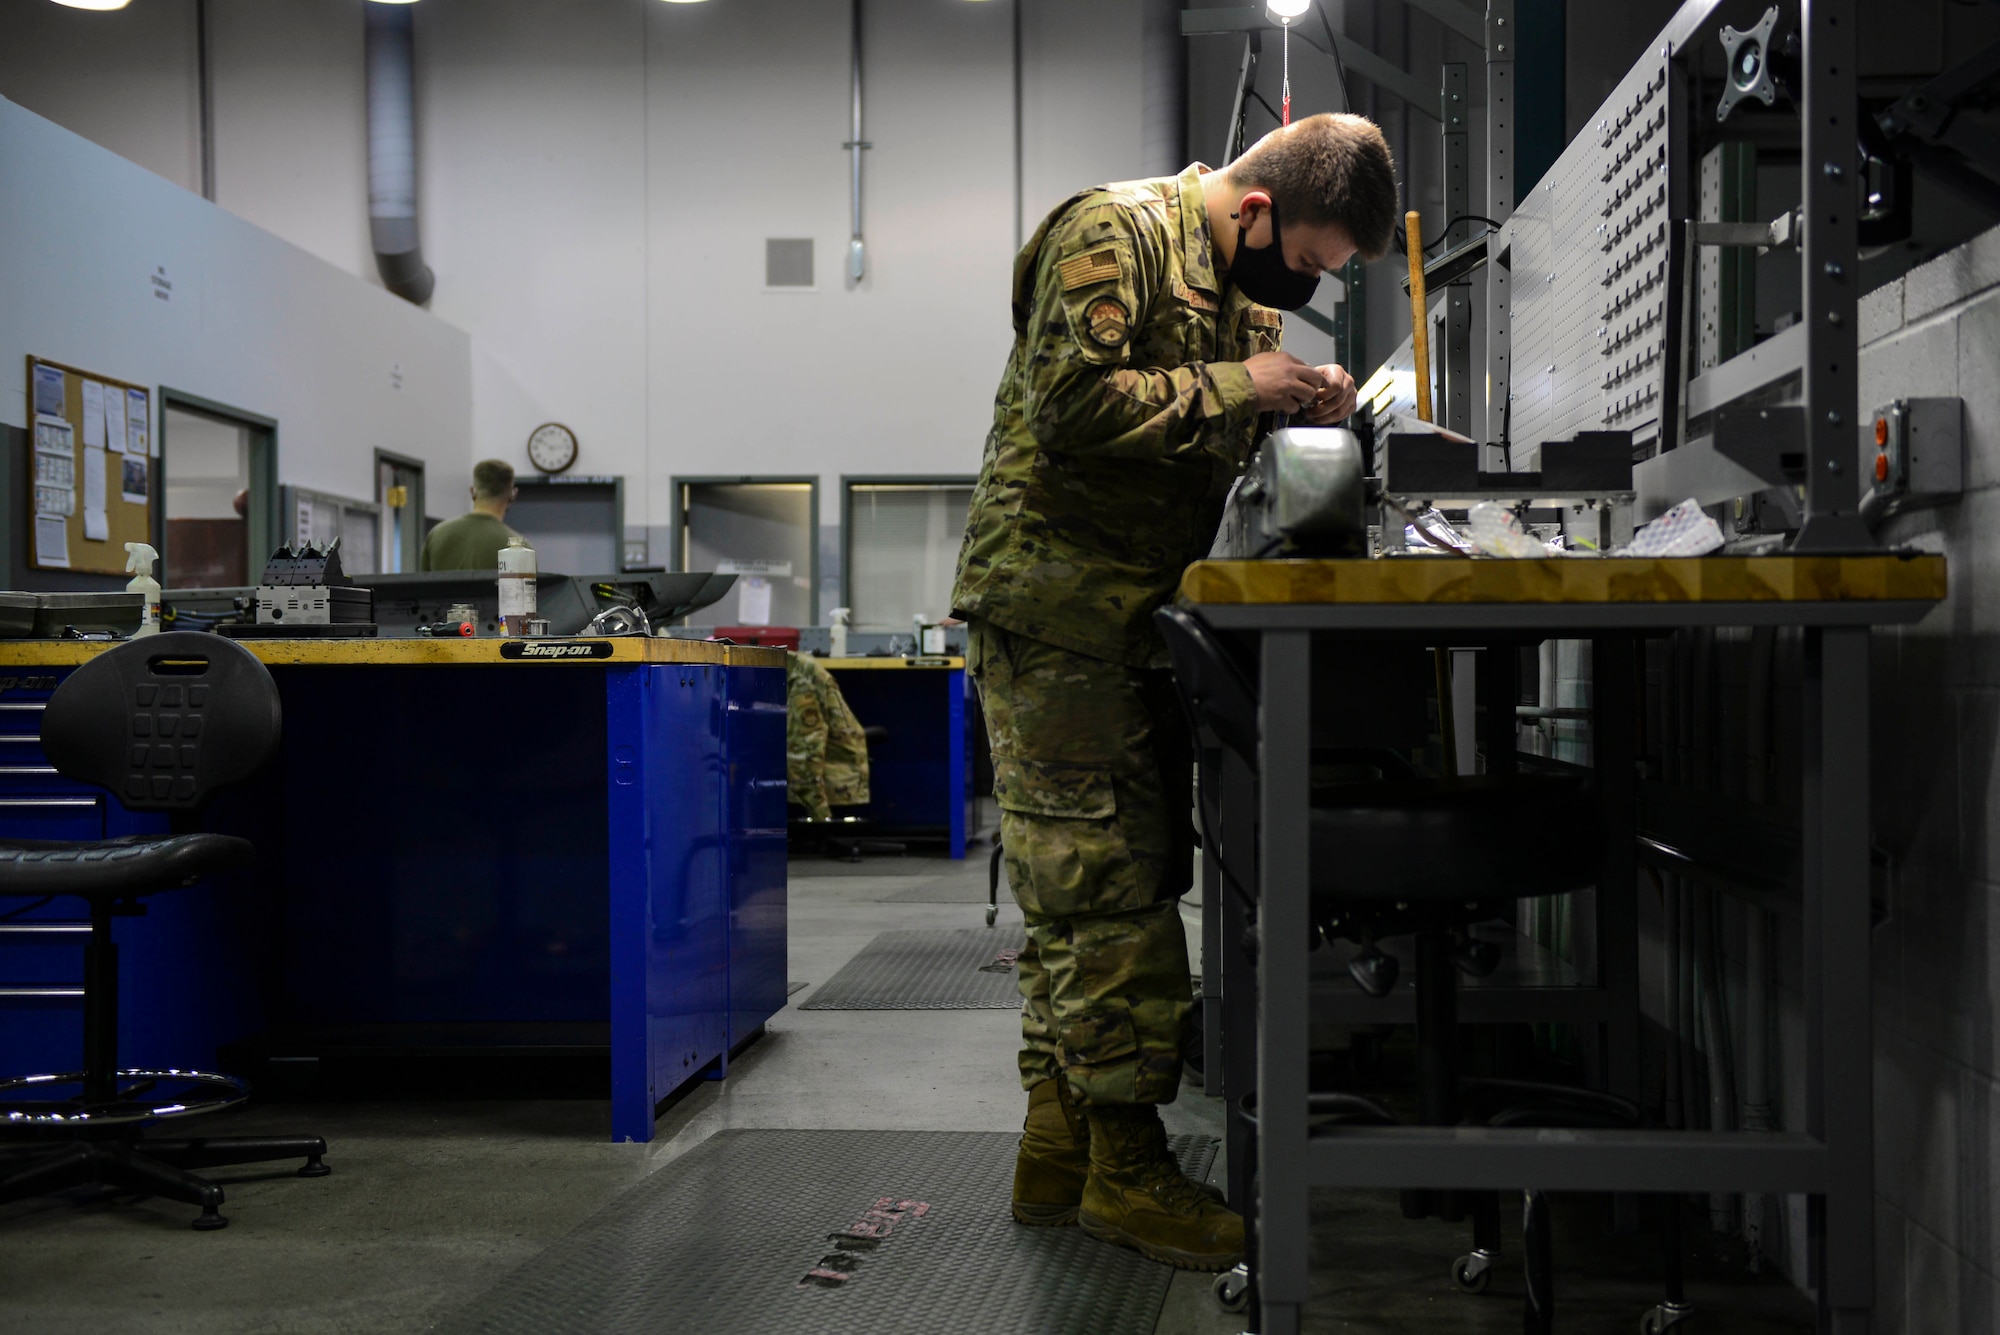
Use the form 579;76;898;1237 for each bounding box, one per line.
28;592;144;638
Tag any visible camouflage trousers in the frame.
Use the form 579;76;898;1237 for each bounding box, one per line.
967;619;1196;1107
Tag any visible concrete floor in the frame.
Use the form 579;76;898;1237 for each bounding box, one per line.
0;839;1812;1334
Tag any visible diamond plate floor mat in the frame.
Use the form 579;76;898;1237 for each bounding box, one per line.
878;877;1002;904
436;1129;1217;1335
799;929;1027;1010
789;855;955;879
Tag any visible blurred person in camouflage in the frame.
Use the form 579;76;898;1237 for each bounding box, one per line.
787;652;870;821
951;114;1399;1272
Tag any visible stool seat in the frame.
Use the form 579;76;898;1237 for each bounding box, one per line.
0;833;254;898
1309;773;1602;904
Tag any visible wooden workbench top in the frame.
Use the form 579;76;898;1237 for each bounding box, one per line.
1180;553;1948;607
0;636;787;669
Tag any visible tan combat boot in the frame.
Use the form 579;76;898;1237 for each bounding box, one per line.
1012;1078;1091;1225
1077;1103;1243;1271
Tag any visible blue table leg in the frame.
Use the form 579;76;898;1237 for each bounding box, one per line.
949;667;967;859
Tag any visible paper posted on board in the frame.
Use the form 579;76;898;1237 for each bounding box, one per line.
32;364;64;419
121;453;149;504
127;387;151;457
82;380;106;448
737;576;773;626
83;446;110;539
35;516;69;568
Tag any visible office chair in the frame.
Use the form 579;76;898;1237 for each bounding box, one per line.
1155;605;1686;1334
0;632;328;1230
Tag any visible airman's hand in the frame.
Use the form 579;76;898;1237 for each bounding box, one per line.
1298;364;1358;424
1246;352;1331;416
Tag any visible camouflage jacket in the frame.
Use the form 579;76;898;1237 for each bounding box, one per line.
786;652;870;821
951;164;1282;669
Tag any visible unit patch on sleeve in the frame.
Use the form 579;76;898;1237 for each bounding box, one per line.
1058;246;1122;292
1085;297;1131;347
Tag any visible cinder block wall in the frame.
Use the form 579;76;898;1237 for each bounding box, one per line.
1854;223;2000;1332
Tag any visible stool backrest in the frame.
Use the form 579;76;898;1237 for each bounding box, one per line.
1153;605;1258;767
41;631;282;812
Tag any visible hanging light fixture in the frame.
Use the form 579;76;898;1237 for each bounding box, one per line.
1267;0;1310;16
48;1;133;10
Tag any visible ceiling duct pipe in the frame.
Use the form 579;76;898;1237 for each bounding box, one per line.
365;2;435;305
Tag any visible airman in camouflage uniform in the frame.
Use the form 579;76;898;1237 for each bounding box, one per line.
787;652;870;821
952;117;1400;1270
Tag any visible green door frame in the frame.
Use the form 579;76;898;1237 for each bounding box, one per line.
374;447;427;574
838;474;977;616
155;390;279;587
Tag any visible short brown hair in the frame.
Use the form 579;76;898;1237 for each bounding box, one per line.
1226;113;1399;262
472;459;516;501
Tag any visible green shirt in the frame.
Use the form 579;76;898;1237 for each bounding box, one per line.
418;511;522;572
950;164;1281;669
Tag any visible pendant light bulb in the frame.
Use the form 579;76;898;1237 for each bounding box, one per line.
1267;0;1311;17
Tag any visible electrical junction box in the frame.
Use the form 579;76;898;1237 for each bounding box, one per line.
1870;398;1963;506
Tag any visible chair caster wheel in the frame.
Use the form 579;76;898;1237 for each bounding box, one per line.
985;906;998;927
192;1209;229;1231
1212;1264;1250;1314
1452;1250;1495;1294
1641;1301;1695;1334
298;1156;331;1178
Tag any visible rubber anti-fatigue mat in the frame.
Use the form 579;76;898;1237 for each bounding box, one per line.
799;928;1027;1010
436;1129;1218;1335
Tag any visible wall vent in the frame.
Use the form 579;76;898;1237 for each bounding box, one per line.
765;239;815;290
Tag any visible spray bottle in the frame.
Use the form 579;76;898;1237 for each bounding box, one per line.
497;536;537;636
829;607;851;658
124;542;161;637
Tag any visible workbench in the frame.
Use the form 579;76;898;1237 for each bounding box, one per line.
1180;552;1948;1335
821;656;970;857
0;636;788;1144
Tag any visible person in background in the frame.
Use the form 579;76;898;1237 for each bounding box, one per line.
419;459;521;571
786;652;871;821
952;113;1399;1273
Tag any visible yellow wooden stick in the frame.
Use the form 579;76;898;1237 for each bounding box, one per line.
1405;209;1432;425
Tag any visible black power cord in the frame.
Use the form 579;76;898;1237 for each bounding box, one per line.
1314;0;1354;114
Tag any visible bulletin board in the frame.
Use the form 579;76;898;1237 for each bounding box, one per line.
24;356;154;576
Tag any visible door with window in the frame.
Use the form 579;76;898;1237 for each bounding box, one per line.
159;398;276;589
675;479;817;628
375;451;426;574
843;479;973;631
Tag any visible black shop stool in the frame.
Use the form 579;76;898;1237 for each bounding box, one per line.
0;632;328;1230
1155;605;1685;1333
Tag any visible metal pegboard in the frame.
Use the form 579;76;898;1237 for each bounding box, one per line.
1506;47;1674;460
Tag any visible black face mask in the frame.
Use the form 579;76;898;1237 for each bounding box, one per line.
1227;199;1320;311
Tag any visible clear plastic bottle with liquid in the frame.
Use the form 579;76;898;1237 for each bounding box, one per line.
497;536;536;636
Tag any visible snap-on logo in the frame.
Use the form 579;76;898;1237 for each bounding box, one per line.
0;676;59;694
798;1196;931;1289
498;640;613;660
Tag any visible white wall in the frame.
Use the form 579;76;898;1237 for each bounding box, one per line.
0;94;472;521
0;0;1157;588
0;0;202;195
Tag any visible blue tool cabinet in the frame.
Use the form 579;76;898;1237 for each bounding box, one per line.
0;639;787;1143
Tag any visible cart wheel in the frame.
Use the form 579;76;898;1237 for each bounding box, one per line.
1641;1303;1695;1334
1212;1265;1250;1314
1452;1253;1494;1294
985;905;998;927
